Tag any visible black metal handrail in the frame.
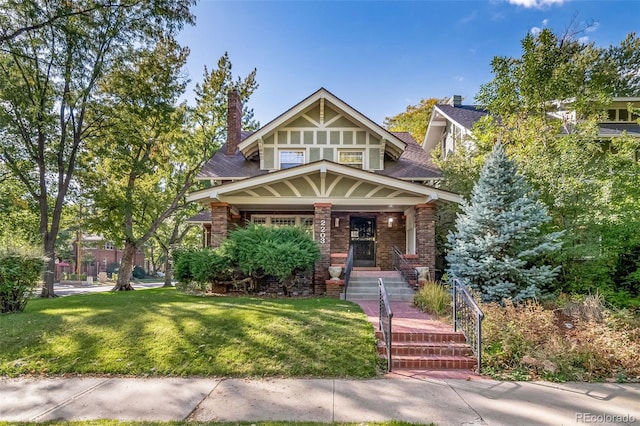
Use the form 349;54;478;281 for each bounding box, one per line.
391;246;418;286
343;245;354;300
378;278;393;372
452;278;484;373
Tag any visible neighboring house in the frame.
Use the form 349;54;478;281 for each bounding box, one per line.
423;95;640;158
70;235;148;279
187;88;461;294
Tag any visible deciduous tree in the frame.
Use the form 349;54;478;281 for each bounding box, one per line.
0;0;194;297
83;51;258;290
383;98;440;143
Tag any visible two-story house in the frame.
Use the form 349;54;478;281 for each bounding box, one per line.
423;95;640;158
187;88;461;294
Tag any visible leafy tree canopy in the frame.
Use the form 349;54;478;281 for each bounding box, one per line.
384;98;441;143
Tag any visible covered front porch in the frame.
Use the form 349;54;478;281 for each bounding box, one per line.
187;161;460;295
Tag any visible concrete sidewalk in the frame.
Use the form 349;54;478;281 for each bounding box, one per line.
1;375;638;425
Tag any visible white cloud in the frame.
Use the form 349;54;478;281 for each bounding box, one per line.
530;18;549;36
454;75;465;82
507;0;566;9
578;36;590;44
531;26;543;36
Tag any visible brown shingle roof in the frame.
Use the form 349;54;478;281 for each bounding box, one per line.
379;132;442;179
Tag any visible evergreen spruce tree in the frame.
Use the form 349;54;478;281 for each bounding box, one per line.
446;143;562;301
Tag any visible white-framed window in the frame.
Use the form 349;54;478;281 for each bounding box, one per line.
104;242;114;250
251;215;314;234
338;150;364;169
606;108;639;122
279;150;305;169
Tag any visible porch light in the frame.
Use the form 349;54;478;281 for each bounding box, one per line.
388;217;394;228
334;217;339;227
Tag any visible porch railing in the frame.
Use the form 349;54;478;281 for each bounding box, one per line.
378;278;393;372
452;278;484;373
391;246;417;286
343;245;354;300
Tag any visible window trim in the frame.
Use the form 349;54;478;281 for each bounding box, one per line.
278;149;305;169
337;149;364;169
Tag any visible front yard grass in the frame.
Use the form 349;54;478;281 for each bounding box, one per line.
0;288;379;378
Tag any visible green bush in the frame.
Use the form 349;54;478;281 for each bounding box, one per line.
174;225;320;293
173;247;233;288
413;281;452;316
132;265;146;279
225;225;320;282
0;242;47;313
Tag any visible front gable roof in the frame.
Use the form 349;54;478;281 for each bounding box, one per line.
237;88;407;161
187;160;460;210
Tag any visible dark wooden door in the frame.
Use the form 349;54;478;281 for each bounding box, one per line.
350;217;376;267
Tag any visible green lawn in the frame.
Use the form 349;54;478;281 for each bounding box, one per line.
0;288;379;377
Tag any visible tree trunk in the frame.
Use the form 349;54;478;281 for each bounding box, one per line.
163;251;173;287
40;234;58;298
113;242;136;291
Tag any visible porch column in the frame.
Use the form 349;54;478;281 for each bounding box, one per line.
414;203;436;281
210;202;232;248
313;203;332;295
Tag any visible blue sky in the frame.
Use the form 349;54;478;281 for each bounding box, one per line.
177;0;640;126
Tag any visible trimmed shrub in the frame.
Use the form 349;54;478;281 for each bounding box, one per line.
225;224;320;283
173;247;234;291
174;225;320;294
0;242;47;313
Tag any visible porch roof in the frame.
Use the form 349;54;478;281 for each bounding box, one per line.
187;160;461;212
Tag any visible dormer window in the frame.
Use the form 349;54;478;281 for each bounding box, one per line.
338;150;363;169
279;150;305;169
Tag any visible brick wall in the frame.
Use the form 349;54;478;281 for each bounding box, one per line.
376;212;406;271
313;203;332;294
210;202;232;248
415;204;436;280
330;213;350;254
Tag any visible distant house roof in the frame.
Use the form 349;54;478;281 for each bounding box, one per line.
599;123;640;136
433;104;489;130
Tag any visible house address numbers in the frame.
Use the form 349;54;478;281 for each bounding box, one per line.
319;219;327;244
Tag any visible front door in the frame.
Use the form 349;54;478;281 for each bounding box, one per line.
350;217;376;267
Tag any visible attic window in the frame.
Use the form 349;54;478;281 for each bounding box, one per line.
338;151;363;169
279;150;305;169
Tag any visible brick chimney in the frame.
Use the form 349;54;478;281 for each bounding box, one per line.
226;89;242;156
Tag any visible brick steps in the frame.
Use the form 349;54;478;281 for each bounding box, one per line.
391;356;477;370
378;341;473;357
376;329;476;372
